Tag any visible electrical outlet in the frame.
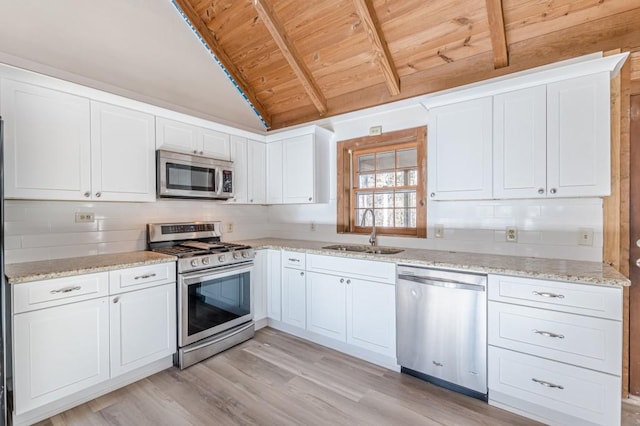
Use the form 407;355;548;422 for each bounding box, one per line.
434;224;444;238
310;222;317;232
578;228;593;246
75;212;95;223
225;222;234;233
505;226;518;242
369;125;382;136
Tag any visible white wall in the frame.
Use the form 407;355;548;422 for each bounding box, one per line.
3;200;269;264
267;108;605;262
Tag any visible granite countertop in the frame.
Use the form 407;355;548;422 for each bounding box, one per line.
234;238;630;287
5;251;177;284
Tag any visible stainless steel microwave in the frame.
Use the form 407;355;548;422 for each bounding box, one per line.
157;150;234;200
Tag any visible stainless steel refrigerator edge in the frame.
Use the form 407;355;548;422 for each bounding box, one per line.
1;116;7;424
396;265;488;400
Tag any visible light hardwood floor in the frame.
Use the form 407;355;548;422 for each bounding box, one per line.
35;328;639;426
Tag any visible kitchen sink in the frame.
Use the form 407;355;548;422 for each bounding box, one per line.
322;244;404;254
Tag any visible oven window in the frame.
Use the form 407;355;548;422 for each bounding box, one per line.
187;270;251;336
166;162;215;192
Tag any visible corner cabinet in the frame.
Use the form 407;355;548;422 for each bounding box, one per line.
427;97;493;201
1;79;156;202
265;126;333;204
11;262;176;423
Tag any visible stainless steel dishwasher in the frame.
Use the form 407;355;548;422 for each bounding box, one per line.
397;265;487;400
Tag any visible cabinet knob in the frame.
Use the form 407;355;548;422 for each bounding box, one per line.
193;150;198;154
200;151;204;155
346;279;351;285
537;188;544;194
430;192;435;198
113;297;120;304
250;199;254;203
340;278;345;283
95;192;101;198
83;191;90;198
300;271;304;276
550;188;557;194
308;197;312;201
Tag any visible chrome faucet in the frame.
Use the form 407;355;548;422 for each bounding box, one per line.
361;208;377;246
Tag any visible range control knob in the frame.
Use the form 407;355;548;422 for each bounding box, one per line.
202;257;210;265
218;255;226;263
242;251;249;258
190;259;199;267
233;252;241;260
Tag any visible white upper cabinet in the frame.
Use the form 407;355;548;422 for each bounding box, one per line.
229;135;248;203
266;140;283;204
427;97;493;200
155;117;230;160
1;79;91;200
1;80;155;202
493;86;547;199
90;102;155;202
247;139;267;204
547;72;611;197
265;126;332;204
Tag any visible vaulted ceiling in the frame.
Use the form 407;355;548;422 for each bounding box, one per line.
175;0;640;130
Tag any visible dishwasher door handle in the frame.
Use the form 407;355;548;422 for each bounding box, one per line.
398;274;486;292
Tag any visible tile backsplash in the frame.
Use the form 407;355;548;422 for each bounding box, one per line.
3;199;269;264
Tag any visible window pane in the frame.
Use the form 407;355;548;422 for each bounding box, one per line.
358;173;375;188
407;169;418;186
376;172;395;188
374;192;394;208
357;193;373;208
376;209;394;227
395;209;407;227
408;208;417;227
397;148;417;168
396;171;405;186
395;191;416;207
358;154;375;172
357;209;372;226
376;151;395;170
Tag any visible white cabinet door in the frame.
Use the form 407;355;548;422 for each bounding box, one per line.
13;297;109;414
90;102;156;202
282;134;315;203
267;249;282;320
493;86;547;199
253;250;268;321
547;72;610;197
230;135;248;203
110;283;176;378
200;128;230;160
347;279;396;357
248;140;267;204
267;140;283;204
1;79;91;200
155;117;198;153
306;272;346;341
427;97;493;200
281;268;307;329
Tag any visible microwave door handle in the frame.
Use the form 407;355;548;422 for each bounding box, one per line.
216;168;223;195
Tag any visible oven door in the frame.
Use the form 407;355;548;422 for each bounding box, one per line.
179;262;253;347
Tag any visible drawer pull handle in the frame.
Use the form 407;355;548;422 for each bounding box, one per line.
533;329;565;339
50;286;82;294
532;291;564;299
134;273;157;280
288;258;300;262
532;378;564;390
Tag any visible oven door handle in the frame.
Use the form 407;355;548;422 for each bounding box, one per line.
181;262;253;285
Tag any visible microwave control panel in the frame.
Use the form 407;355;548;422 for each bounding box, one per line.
222;170;233;193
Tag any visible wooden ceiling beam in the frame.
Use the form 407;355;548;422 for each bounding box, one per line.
173;0;272;127
485;0;509;69
352;0;400;96
253;0;328;115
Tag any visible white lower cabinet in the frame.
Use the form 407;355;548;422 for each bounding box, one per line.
109;283;176;377
487;274;622;426
11;262;177;421
306;272;347;341
13;297;110;414
281;267;307;329
266;249;282;320
253;250;268;321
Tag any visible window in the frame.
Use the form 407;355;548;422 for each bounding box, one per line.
337;127;426;237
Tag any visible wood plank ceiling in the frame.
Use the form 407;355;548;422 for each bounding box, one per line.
174;0;640;129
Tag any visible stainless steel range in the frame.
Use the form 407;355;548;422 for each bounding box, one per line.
147;221;255;369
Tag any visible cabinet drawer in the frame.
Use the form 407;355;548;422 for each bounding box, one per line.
109;262;176;294
489;346;620;426
13;273;109;314
282;250;306;269
488;301;621;375
307;254;395;285
488;274;622;320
